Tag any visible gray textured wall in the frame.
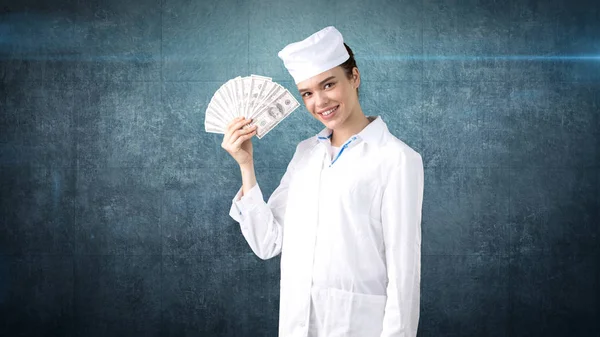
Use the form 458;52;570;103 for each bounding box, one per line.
1;0;598;336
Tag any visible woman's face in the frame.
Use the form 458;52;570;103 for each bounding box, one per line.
296;66;360;130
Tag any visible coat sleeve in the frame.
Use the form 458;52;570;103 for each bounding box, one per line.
380;151;424;337
228;144;301;260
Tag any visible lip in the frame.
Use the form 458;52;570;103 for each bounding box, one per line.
317;105;339;120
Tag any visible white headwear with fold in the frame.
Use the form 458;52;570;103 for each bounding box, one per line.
278;26;350;84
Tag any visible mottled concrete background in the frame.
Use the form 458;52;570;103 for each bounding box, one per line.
0;0;598;336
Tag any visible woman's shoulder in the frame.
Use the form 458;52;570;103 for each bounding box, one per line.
284;135;320;166
293;135;320;154
379;132;423;168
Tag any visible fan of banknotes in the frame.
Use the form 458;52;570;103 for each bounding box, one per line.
204;74;300;139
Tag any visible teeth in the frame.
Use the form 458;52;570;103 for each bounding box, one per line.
322;106;337;116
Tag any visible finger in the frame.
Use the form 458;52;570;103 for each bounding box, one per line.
233;129;257;147
227;125;256;148
224;117;243;138
236;130;257;147
227;117;252;133
224;117;245;143
231;125;256;143
226;116;243;129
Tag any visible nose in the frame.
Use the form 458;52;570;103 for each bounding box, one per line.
314;91;329;108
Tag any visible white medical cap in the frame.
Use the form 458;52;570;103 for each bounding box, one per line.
278;26;350;84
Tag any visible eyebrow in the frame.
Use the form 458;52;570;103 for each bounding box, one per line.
298;76;336;93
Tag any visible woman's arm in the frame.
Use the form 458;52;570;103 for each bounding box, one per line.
240;162;257;196
229;144;300;260
380;151;424;337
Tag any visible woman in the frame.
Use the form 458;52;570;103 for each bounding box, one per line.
222;26;424;337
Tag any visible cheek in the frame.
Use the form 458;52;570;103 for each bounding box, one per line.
303;98;316;113
336;89;352;106
329;89;344;104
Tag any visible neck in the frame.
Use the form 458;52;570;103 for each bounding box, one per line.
330;108;371;147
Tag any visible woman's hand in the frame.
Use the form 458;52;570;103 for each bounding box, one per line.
221;117;258;167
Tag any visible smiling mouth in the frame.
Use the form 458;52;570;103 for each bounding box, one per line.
319;106;338;116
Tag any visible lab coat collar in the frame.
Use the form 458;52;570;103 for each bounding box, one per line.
316;115;387;146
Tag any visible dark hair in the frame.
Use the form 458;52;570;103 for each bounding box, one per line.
339;43;359;97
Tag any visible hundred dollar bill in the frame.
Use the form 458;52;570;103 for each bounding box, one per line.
208;91;231;123
251;74;272;81
240;76;254;118
247;76;271;119
233;77;245;117
248;89;300;139
244;76;258;118
204;115;226;134
206;98;231;127
218;78;236;119
250;82;282;118
205;123;224;134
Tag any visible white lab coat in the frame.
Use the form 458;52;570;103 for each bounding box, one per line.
229;116;424;337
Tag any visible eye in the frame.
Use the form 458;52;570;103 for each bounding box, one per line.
302;92;312;98
324;82;335;89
